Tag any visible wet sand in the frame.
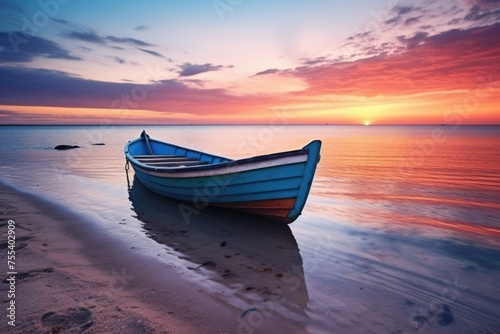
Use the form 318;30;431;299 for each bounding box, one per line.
0;182;308;333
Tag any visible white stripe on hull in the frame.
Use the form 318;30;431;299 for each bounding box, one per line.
132;154;308;178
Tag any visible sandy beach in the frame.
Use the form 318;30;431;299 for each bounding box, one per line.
0;182;312;333
1;182;215;333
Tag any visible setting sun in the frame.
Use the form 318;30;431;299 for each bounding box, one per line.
364;121;371;126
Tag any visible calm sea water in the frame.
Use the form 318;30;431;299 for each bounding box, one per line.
1;125;499;333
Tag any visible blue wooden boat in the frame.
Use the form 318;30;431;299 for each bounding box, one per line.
124;131;321;223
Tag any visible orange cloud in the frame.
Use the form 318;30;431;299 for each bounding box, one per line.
285;23;500;97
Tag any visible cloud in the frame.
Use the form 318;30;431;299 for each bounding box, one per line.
464;3;500;22
0;66;241;113
467;0;500;8
405;16;422;26
440;0;500;26
113;56;125;64
397;31;429;48
0;31;81;63
65;30;104;44
253;68;282;77
300;56;330;66
0;109;19;116
64;30;154;47
0;67;121;107
347;31;373;41
281;22;500;97
333;0;500;64
385;5;420;25
385;16;401;25
178;62;233;77
0;108;51;122
0;2;24;13
77;45;92;52
392;5;416;15
134;25;150;31
105;35;154;47
51;18;72;26
138;48;165;58
0;2;26;28
181;79;206;87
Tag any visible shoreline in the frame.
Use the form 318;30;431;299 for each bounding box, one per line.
0;182;227;333
0;181;310;333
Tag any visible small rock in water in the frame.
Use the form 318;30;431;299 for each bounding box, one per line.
54;145;80;150
91;143;105;145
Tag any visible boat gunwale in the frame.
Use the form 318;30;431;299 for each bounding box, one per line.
125;136;310;174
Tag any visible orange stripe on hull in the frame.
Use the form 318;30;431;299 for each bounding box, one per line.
212;198;297;223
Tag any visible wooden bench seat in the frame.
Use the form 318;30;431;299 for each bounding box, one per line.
133;154;210;168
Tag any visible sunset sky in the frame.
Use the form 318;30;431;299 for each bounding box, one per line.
0;0;499;124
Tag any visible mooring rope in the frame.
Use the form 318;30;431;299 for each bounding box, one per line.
125;159;131;191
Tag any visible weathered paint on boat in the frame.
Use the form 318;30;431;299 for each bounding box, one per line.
124;131;321;223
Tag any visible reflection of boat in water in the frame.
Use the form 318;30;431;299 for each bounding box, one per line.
124;131;321;223
128;177;309;315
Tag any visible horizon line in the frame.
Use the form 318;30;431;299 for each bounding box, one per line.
1;123;500;127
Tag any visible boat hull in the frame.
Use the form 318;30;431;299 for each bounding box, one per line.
125;132;321;223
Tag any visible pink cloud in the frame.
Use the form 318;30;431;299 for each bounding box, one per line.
284;23;500;97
